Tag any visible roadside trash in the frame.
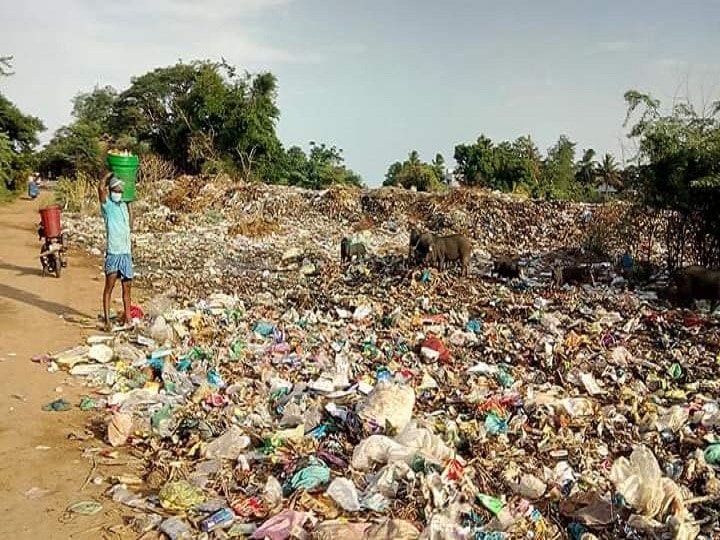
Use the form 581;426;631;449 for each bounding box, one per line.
200;507;235;532
159;480;206;511
107;412;133;447
160;516;193;540
326;478;361;511
66;500;103;516
704;444;720;465
42;398;71;412
41;184;720;538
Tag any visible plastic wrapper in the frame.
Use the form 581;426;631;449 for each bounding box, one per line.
357;382;415;431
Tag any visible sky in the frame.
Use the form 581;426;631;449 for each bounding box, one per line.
2;0;720;184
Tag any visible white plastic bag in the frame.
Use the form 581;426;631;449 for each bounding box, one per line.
394;423;452;464
351;435;410;471
357;382;415;431
610;445;687;520
203;425;251;460
326;477;360;512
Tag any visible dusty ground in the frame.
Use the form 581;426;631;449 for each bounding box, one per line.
0;196;136;539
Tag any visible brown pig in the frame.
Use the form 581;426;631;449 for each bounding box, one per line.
427;234;472;276
671;265;720;310
341;237;367;264
493;256;521;279
553;264;594;288
410;230;437;264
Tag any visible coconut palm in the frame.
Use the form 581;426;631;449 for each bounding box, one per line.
575;148;597;187
598;153;621;190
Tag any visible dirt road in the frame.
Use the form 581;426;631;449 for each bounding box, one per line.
0;197;133;539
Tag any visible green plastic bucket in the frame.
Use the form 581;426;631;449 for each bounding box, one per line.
106;153;139;202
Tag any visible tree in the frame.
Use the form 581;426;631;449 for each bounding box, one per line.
576;148;597;187
541;135;578;199
383;151;444;192
597;153;621;190
0;91;44;192
277;142;362;189
39;86;119;178
111;61;283;176
624;89;720;268
454;135;496;186
72;86;118;131
432;153;446;182
383;161;403;187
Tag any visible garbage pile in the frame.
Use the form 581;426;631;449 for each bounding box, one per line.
65;181;644;297
44;181;720;539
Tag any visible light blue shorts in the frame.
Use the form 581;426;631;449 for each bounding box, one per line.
105;253;134;280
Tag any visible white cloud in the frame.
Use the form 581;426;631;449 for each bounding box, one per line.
0;0;314;140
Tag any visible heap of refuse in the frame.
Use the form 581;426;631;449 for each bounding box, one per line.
64;180;657;298
42;181;720;539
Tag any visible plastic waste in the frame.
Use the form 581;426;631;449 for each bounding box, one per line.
42;398;71;412
357;382;415;432
160;517;193;540
204;425;251;460
289;459;330;491
252;510;310;540
477;493;504;515
158;480;206;511
309;521;369;540
704;443;720;465
610;445;687;520
263;476;283;510
326;477;360;512
66;500;103;515
420;336;450;363
511;473;546;499
485;412;508;435
108;412;133;447
364;519;420;540
149;315;173;343
200;507;235;532
129;513;162;534
88;344;114;363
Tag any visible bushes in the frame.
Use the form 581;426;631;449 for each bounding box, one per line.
54;172;98;214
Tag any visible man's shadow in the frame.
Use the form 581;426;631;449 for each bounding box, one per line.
0;282;91;319
0;260;43;277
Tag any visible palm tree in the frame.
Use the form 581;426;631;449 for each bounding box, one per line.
576;148;597;186
598;153;621;190
408;150;420;166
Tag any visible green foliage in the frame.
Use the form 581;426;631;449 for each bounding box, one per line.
576;148;597;187
452;133;623;201
624;89;720;267
276;142;363;189
541;135;578;199
383;150;444;192
111;61;282;176
54;172;98;213
453;135;496;187
0;90;44;195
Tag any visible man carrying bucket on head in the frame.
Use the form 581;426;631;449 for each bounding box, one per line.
98;172;133;331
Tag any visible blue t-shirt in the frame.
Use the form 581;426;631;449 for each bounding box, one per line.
101;199;131;255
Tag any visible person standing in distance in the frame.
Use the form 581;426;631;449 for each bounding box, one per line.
98;172;133;331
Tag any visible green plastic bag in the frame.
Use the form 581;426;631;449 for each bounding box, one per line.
704;443;720;465
477;493;504;515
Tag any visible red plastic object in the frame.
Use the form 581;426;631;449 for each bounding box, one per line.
39;205;62;238
129;305;144;321
421;336;451;363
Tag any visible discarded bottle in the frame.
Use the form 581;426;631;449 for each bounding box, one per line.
200;507;235;532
